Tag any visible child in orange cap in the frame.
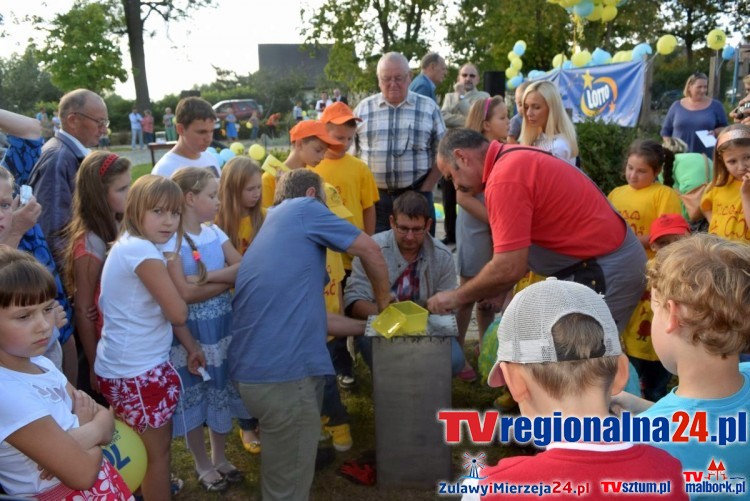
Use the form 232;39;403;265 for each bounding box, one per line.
313;102;380;392
261;121;342;208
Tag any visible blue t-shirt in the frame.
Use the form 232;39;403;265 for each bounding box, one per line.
639;362;749;496
229;197;361;384
660;99;728;156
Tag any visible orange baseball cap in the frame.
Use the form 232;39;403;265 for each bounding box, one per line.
289;120;344;151
319;102;362;125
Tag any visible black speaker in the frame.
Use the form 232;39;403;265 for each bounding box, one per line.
483;71;505;97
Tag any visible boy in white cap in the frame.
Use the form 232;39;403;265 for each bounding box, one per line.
472;278;686;499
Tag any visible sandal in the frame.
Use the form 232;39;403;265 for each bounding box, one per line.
195;468;228;492
215;461;243;483
238;427;262;454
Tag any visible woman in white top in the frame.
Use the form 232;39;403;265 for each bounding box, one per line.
519;80;579;166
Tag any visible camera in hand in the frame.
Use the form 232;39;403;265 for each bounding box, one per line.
733;102;750;120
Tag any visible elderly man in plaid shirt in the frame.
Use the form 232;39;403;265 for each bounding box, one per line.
353;52;446;234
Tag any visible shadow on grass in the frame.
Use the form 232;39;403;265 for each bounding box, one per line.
170;340;532;500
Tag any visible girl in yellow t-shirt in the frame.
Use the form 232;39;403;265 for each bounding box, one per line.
215;156;265;453
608;139;682;402
700;124;750;243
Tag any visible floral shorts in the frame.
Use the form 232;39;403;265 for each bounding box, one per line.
98;361;181;434
36;458;134;501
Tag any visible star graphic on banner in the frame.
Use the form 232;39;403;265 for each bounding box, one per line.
582;71;594;89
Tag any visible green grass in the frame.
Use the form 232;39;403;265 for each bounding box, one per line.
169;340;530;500
131;163;152;181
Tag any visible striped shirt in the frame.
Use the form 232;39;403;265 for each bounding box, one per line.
353;91;445;190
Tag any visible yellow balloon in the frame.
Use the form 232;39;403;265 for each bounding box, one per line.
706;29;727;51
505;67;519;79
230;142;245;155
102;421;147;493
656;35;678;56
586;5;603;21
601;5;617;22
507;50;518;61
603;0;617;5
571;50;592;68
511;57;523;71
248;144;266;161
552;53;567;69
245;121;253;129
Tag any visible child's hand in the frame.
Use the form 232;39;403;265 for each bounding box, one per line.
52;300;68;329
85;305;98;322
72;389;99;425
187;348;206;376
741;173;750;199
9;195;41;236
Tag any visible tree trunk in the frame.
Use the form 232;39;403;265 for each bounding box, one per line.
123;0;150;109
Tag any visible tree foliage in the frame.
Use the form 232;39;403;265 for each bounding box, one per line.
657;0;727;65
36;1;127;94
0;46;62;115
302;0;443;92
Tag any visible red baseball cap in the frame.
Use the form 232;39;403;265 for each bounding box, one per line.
649;214;690;245
320;102;362;125
289;121;344;151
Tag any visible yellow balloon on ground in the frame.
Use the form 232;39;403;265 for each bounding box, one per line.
601;5;617;22
552;53;567;69
511;58;523;71
706;29;727;51
230;142;245;155
102;420;147;493
571;50;592;68
656;35;678;55
248;144;266;161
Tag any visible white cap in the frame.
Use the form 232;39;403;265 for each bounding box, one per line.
487;278;621;387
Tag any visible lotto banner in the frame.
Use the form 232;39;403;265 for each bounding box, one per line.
534;60;646;127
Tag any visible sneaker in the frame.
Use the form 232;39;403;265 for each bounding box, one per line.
337;374;356;389
457;366;477;383
324;423;353;451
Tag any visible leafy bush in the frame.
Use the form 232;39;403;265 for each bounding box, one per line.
575;119;639;194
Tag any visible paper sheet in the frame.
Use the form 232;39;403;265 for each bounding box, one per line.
696;130;717;148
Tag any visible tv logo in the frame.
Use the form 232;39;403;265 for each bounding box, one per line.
683;459;747;496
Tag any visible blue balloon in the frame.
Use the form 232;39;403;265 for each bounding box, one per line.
573;1;594;17
562;60;574;70
632;43;652;61
208;150;224;168
510;75;524;88
206;146;217;155
513;42;526;57
218;148;235;162
722;46;735;61
592;48;612;66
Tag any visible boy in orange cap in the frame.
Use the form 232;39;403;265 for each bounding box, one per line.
261;120;343;208
314;102;380;392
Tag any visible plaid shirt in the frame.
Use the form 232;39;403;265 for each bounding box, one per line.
353;91;445;190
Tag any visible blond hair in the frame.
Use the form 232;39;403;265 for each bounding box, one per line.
647;234;750;357
216;157;264;253
523;314;620;399
122;175;183;250
518;80;578;157
712;123;750;187
683;72;708;99
465;96;506;140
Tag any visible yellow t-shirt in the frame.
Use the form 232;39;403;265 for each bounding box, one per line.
261;171;278;209
621;288;658;361
235;212;266;255
312;154;380;268
701;179;749;243
324;250;345;342
608;183;683;259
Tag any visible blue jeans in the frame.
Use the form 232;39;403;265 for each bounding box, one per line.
131;128;143;149
356;335;464;377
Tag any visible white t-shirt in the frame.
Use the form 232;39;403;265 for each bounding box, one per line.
95;232;173;379
0;356;79;497
164;223;229;255
151;150;220;179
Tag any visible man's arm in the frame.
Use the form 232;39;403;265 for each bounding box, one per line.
345;233;391;312
427;248;529;313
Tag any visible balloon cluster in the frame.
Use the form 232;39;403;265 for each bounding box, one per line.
505;40;526;90
548;0;625;23
206;143;267;169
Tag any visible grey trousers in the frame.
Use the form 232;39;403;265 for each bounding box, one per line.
237;377;324;501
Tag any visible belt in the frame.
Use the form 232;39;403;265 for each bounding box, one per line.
379;173;429;197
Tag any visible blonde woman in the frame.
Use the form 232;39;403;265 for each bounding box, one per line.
519;80;579;165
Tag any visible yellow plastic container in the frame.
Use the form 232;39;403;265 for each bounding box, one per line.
372;301;429;338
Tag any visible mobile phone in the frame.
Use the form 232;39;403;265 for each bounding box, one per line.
20;185;33;206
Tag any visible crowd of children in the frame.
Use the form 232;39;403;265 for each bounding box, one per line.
0;84;748;500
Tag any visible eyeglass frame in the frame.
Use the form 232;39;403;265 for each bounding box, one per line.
378;73;410;85
393;224;427;236
71;112;110;128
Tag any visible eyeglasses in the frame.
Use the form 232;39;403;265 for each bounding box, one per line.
394;224;426;236
461;73;477;78
379;74;409;84
72;112;110;128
